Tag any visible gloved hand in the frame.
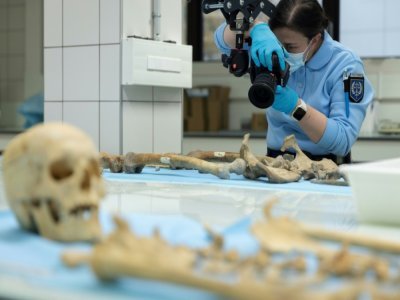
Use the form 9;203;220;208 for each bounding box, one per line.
272;85;299;114
250;23;286;71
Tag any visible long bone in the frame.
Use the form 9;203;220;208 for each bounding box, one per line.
186;150;242;162
123;152;246;180
186;150;276;165
301;224;400;254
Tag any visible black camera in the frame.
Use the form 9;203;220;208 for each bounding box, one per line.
248;53;290;109
201;0;289;108
222;49;290;109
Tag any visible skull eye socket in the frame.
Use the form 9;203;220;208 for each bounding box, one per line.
50;160;74;180
80;159;101;190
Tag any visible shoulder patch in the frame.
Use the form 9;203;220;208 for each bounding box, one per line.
349;75;364;103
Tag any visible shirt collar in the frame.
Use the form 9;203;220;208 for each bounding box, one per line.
306;31;334;70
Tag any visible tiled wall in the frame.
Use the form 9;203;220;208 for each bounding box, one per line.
44;0;184;155
44;0;120;154
0;0;26;129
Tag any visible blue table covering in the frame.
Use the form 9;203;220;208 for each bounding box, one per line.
0;210;232;300
2;208;398;300
103;167;352;195
0;167;354;299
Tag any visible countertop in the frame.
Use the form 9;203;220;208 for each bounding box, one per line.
184;130;400;141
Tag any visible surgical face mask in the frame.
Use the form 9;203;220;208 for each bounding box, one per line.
285;40;313;73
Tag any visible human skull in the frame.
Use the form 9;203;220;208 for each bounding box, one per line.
2;122;105;242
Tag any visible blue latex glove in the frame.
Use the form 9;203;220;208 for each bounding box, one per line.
250;23;286;71
272;85;299;114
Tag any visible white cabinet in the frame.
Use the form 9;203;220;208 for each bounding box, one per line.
122;38;192;88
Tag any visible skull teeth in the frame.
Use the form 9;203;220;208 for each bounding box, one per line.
70;205;97;219
27;199;97;224
47;199;60;223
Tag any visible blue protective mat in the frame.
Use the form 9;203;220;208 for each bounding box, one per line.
1;209;399;300
103;167;352;195
0;167;355;299
0;210;225;300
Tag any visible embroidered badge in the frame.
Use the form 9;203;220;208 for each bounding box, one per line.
349;76;364;103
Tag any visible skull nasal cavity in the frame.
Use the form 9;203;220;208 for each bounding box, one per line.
81;169;91;190
50;160;74;180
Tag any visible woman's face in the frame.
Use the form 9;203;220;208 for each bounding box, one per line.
273;27;321;56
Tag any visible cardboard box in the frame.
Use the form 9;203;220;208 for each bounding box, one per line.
219;87;230;130
184;88;208;131
207;86;222;131
200;85;231;131
186;97;206;131
184;86;231;132
251;113;267;131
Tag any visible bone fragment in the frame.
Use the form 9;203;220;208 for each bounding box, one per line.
253;198;391;280
252;201;330;256
301;224;400;253
276;256;307;272
62;251;91;268
280;135;343;182
240;133;301;183
280;134;313;173
100;152;124;173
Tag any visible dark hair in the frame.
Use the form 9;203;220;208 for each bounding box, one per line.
269;0;329;40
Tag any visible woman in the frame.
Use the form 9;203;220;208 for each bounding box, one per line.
214;0;373;163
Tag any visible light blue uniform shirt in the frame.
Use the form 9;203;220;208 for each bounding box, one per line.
214;23;374;157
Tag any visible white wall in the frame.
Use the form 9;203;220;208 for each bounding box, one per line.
340;0;400;57
43;0;186;155
363;58;400;123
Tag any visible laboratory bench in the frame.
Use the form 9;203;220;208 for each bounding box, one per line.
1;164;400;299
183;130;400;162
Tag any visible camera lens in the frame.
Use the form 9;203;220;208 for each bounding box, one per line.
248;73;276;109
